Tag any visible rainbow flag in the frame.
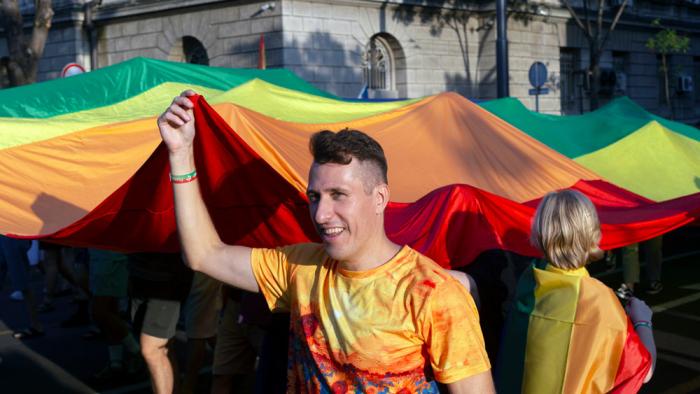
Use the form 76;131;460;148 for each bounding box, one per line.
1;61;699;267
481;97;700;202
496;261;652;393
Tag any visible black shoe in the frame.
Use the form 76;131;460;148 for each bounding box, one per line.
12;327;45;340
645;281;663;295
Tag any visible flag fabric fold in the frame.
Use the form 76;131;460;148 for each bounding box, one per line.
11;95;698;269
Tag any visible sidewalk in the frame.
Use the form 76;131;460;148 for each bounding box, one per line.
0;270;199;394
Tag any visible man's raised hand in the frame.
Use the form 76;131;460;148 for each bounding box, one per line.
157;90;197;155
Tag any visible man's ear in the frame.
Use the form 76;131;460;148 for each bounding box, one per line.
374;183;390;214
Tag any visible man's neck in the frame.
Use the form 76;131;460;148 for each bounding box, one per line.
340;236;402;272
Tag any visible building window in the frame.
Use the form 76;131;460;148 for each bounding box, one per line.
363;36;392;91
183;36;209;65
559;47;581;114
612;51;629;95
612;51;628;73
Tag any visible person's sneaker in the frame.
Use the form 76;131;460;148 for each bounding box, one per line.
646;281;663;295
9;290;24;301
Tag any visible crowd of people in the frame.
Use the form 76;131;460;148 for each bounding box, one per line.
0;238;285;393
0;90;661;393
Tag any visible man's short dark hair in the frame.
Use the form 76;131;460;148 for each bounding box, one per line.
309;128;388;188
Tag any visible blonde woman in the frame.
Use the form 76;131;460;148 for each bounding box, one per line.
495;190;656;394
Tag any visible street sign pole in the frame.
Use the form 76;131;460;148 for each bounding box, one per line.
528;62;549;113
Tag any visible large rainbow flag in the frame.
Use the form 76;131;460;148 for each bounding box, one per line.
495;261;651;393
1;60;699;268
480;97;700;202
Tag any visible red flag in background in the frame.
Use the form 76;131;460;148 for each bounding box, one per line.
258;33;266;69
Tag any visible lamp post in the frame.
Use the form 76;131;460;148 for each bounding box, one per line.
496;0;509;98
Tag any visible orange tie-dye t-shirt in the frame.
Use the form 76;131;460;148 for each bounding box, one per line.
251;243;490;393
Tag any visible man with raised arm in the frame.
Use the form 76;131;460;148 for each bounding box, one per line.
158;91;494;393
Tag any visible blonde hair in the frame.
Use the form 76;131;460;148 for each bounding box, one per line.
531;189;603;269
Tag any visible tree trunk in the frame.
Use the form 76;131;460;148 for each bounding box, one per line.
661;54;673;119
0;0;54;87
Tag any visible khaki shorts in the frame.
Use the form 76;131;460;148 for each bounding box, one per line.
184;272;222;339
212;299;265;376
132;297;180;339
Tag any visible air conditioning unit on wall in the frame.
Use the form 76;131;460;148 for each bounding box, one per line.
678;75;694;93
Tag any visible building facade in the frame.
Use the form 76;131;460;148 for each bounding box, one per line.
2;0;700;119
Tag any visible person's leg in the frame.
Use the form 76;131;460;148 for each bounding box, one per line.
57;247;90;295
644;236;663;294
255;313;289;394
622;244;640;293
183;272;222;394
211;300;257;394
2;237;43;333
0;253;7;291
141;333;175;394
92;296;138;366
40;244;60;309
183;338;208;394
139;298;181;394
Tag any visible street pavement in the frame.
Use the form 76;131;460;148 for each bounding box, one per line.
1;229;699;393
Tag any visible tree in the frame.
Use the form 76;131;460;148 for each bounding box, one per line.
562;0;629;110
646;19;689;119
392;1;477;96
391;0;534;98
0;0;54;87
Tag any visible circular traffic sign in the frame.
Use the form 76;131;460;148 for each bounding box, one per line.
528;61;548;89
61;63;86;78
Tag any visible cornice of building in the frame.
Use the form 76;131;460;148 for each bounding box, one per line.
92;0;231;22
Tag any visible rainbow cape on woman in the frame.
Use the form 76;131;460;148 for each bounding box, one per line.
496;261;651;393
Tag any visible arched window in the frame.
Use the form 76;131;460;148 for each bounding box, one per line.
183;36;209;65
363;36;392;91
362;34;406;99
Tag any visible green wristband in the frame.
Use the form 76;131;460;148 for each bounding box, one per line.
633;321;652;330
170;170;197;181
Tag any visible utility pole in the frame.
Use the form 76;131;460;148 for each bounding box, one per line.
496;0;509;98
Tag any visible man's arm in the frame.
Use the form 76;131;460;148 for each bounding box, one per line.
446;370;495;394
158;91;259;293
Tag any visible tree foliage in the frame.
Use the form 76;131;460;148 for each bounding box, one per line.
561;0;629;110
391;0;534;98
646;19;690;117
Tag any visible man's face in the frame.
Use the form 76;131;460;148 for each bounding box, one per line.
306;160;383;263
